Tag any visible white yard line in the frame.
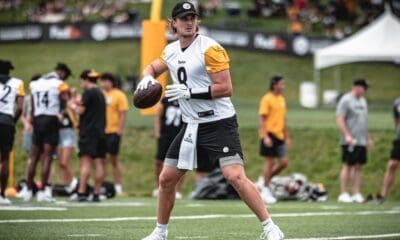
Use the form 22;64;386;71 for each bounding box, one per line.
286;233;400;240
0;210;398;224
55;201;149;207
67;234;103;238
0;206;67;211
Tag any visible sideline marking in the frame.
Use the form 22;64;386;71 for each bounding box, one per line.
0;206;66;211
176;237;209;239
67;234;103;238
0;210;398;224
286;233;400;240
55;201;149;207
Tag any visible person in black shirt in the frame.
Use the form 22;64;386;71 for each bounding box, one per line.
69;70;106;202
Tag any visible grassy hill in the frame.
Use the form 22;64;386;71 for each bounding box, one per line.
1;41;399;200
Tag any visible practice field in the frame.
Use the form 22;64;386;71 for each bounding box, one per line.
0;198;399;240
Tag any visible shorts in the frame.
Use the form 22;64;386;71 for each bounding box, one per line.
156;135;176;161
0;123;15;153
78;133;106;159
341;145;367;165
105;133;121;155
165;115;244;172
390;139;400;160
259;133;287;158
32;115;59;147
22;130;32;155
59;128;77;148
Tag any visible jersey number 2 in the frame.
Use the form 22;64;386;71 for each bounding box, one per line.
0;85;12;104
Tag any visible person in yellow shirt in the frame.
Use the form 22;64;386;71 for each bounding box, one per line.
258;75;290;204
100;73;128;195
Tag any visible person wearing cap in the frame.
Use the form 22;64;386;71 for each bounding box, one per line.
99;72;128;195
0;60;25;204
336;78;373;203
377;96;400;203
137;2;284;240
55;63;78;195
257;75;290;204
24;64;69;202
69;70;106;202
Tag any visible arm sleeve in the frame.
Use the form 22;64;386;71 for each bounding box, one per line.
258;95;269;116
336;97;348;117
17;82;25;96
204;45;230;73
157;50;168;69
58;82;69;92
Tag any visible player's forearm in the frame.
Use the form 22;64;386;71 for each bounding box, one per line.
259;115;267;135
209;70;232;98
143;60;166;79
118;111;127;134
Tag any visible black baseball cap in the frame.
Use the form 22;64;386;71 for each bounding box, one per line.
80;69;100;80
0;59;14;75
171;1;198;19
270;75;283;90
55;62;72;77
353;78;369;89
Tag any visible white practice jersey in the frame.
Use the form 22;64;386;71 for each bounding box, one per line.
160;34;236;124
0;77;25;116
30;72;68;117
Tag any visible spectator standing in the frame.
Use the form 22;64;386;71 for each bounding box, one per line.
55;63;78;193
99;73;128;195
70;70;106;202
378;96;400;202
0;60;24;204
258;75;290;204
336;79;373;203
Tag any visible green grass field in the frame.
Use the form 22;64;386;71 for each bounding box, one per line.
0;198;399;239
1;41;400;202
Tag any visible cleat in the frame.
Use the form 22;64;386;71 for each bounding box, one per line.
0;196;11;205
260;187;277;204
260;223;284;240
142;229;168;240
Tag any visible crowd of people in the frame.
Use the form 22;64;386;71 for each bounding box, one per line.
0;60;129;203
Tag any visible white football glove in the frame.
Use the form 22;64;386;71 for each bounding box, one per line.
261;223;284;240
136;75;157;92
165;84;191;102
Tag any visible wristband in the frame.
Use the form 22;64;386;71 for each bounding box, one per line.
189;86;212;99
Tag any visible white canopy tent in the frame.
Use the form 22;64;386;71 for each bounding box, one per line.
312;7;400;105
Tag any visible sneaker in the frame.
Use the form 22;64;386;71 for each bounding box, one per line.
260;223;284;240
351;193;364;203
261;187;277;204
92;194;100;202
152;189;159;198
114;184;123;195
16;185;28;198
44;186;53;198
337;192;352;203
175;192;182;200
142;229;168;240
65;178;78;194
36;190;55;202
256;176;265;191
376;193;386;204
22;189;33;202
0;196;11;205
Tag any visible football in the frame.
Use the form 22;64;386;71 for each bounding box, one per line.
133;82;163;109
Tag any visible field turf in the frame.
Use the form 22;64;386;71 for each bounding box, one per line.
0;197;399;239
